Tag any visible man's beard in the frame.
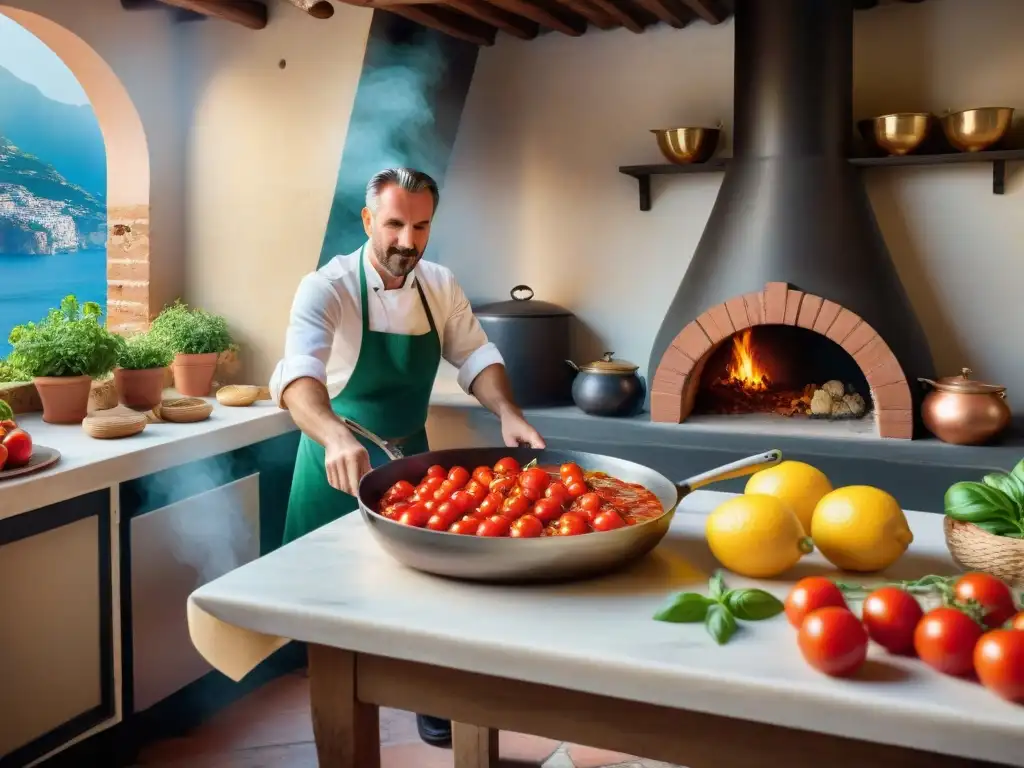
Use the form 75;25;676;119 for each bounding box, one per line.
374;241;421;278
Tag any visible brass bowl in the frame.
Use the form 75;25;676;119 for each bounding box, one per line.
857;112;932;156
940;107;1014;152
651;127;721;165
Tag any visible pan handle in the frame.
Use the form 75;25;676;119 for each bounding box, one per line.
339;417;405;461
674;449;782;503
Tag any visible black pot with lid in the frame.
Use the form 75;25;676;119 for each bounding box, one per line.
473;285;574;408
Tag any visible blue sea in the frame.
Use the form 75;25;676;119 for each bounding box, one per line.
0;249;107;357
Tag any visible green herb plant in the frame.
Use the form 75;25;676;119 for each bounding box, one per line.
150;300;233;356
0;399;13;422
653;571;785;645
8;295;120;379
944;460;1024;539
115;332;174;371
0;356;30;384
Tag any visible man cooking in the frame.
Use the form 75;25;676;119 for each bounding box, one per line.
269;167;545;747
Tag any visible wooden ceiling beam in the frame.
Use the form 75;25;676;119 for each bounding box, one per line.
152;0;268;28
386;4;498;44
587;0;644;32
679;0;724;24
484;0;585;35
444;0;539;39
630;0;689;28
556;0;616;29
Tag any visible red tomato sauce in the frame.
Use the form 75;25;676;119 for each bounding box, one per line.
377;457;664;539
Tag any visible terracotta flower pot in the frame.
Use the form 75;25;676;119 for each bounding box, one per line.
173;353;219;397
114;367;168;411
34;375;93;424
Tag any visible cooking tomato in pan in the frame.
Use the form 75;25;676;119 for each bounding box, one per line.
377;458;664;537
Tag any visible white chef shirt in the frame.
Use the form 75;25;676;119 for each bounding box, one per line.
269;244;504;406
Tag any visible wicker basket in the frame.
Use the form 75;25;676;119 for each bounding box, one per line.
944;517;1024;589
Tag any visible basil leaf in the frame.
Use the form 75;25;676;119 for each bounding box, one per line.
969;519;1019;536
653;592;714;623
724;588;785;621
944;481;1018;523
1012;459;1024;484
709;572;726;600
705;603;737;645
1002;531;1024;539
982;472;1024;515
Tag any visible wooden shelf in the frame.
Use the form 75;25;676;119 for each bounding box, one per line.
619;148;1024;210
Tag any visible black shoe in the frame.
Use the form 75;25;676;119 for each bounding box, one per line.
416;714;452;747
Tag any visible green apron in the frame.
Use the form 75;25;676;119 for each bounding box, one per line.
283;246;442;544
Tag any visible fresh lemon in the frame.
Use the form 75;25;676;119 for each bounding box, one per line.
705;494;814;579
744;460;833;532
810;486;913;572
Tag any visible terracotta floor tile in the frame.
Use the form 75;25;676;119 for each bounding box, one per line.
565;744;642;768
380;742;454;768
500;731;561;764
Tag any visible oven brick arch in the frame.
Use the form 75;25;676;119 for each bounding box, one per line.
650;282;914;439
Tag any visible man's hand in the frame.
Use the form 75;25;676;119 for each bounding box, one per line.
324;431;372;496
500;409;546;449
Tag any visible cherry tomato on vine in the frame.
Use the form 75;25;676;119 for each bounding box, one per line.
784;577;848;629
974;629;1024;702
510;514;544;538
797;607;868;678
913;607;983;676
861;586;923;655
953;573;1018;629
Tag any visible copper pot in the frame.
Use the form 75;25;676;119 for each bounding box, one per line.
918;367;1011;445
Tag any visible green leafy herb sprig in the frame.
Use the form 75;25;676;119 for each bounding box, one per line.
944;460;1024;539
115;332;174;371
0;356;30;384
150;300;234;356
653;571;785;645
8;295;120;379
832;574;1005;629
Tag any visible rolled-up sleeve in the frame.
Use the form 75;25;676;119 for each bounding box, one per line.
441;274;505;394
269;273;342;407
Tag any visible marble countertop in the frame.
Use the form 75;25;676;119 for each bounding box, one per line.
188;489;1024;766
0;395;296;520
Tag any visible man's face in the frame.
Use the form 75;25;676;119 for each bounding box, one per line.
362;184;434;279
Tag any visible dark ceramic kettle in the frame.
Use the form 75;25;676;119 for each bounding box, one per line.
566;352;646;417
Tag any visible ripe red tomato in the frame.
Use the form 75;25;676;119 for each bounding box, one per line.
520;467;551;493
974;629;1024;702
1010;612;1024;631
560;462;583;482
502;495;531;520
784;577;848;629
557;512;590;536
382;502;409;520
518;485;544;502
426;465;446;480
545;482;571;507
0;442;8;472
490;476;516;496
592;510;626;531
447;466;470;489
531;498;563;523
953;573;1018;629
421;476;443;494
2;427;31;468
427;508;459;531
494;457;521;476
577;492;602;516
797;606;868;678
398;505;432;527
449;517;481;535
472;466;495;486
464;481;488;505
566;481;587;498
861;587;923;655
477;515;511;537
433;482;455;502
477;492;504;517
449;490;474;513
510;514;544;538
913;607;984;676
385;480;416;502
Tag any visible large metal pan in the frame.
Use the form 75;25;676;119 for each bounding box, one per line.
347;418;782;584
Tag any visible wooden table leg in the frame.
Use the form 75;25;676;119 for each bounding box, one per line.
452;722;499;768
308;645;380;768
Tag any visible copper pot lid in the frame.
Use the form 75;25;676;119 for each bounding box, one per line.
919;367;1006;395
473;285;573;318
574;352;639;375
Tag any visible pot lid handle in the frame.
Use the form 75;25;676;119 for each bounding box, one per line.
510;285;534;302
